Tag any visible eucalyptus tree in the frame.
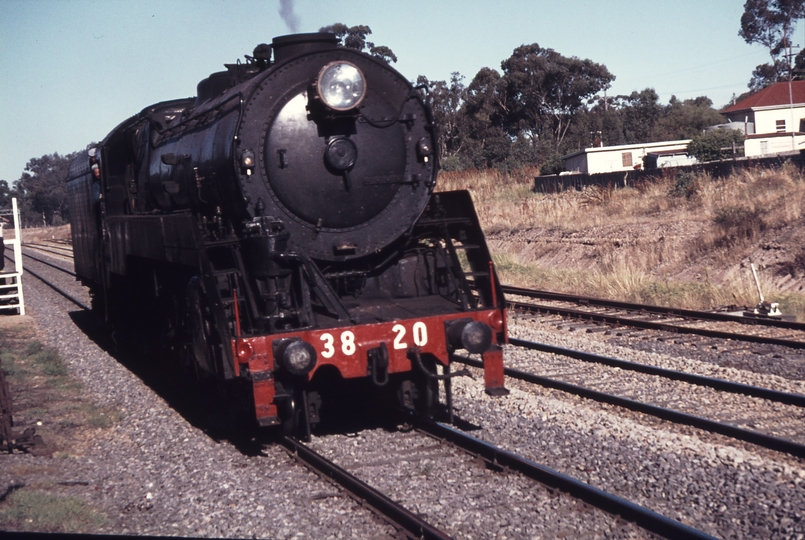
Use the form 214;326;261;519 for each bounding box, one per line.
500;44;614;150
319;23;397;64
416;73;468;169
14;151;78;225
739;0;805;90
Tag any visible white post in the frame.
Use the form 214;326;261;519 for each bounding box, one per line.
750;262;764;303
0;197;25;315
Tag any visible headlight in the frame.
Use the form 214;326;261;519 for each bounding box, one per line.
275;339;317;376
446;319;493;354
317;61;366;111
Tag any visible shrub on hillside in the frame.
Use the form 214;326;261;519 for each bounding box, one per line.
712;205;767;247
669;171;700;198
440;155;470;172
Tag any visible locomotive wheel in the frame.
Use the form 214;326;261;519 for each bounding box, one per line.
279;394;300;438
398;363;439;419
182;278;218;379
278;387;320;441
415;373;439;419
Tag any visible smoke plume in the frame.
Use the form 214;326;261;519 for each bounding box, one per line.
279;0;300;33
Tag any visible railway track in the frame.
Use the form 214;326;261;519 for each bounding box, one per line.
415;419;714;540
20;251;76;276
305;414;717;539
13;251;453;538
503;285;805;350
19;246;805;458
30;244;805;346
23;242;74;260
279;435;453;539
9;242;805;537
454;346;805;458
11;247;724;539
3;249;85;310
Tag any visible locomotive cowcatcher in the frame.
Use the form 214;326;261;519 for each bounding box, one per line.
66;33;507;436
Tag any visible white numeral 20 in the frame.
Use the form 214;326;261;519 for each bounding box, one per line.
392;322;428;350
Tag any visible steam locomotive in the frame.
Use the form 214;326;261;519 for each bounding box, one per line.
66;33;507;436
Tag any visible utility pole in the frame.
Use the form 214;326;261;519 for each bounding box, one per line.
785;44;797;152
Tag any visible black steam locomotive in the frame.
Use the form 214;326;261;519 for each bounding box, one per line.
66;33;507;436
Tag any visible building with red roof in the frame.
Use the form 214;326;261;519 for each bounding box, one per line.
721;81;805;157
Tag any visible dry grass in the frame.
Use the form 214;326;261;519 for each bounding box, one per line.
439;164;805;320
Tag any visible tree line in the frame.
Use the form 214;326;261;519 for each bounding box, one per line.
326;24;736;174
1;150;79;228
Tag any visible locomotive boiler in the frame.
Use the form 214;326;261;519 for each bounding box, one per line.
66;33;507;436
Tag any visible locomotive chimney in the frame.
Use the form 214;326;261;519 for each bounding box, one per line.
271;33;338;64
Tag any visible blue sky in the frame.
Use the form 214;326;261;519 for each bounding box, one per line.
0;0;793;184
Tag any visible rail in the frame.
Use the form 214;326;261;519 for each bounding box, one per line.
278;435;451;540
416;419;717;540
453;354;805;458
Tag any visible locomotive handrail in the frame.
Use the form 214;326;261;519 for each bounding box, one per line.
357;90;423;128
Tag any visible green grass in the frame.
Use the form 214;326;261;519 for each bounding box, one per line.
0;326;121;533
33;349;69;377
0;490;107;533
1;325;124;429
24;341;44;356
82;405;124;429
1;351;23;378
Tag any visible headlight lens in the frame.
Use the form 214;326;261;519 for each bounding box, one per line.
317;62;366;111
276;339;317;376
447;320;493;354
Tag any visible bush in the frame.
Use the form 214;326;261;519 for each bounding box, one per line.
539;154;565;175
440;155;469;172
668;171;700;198
688;128;744;162
712;205;766;247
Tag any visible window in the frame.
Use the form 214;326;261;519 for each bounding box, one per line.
621;152;633;167
760;141;768;155
776;119;786;132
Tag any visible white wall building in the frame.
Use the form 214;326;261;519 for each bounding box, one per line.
721;81;805;157
560;140;692;175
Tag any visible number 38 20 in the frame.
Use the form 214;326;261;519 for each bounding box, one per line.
319;322;429;359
